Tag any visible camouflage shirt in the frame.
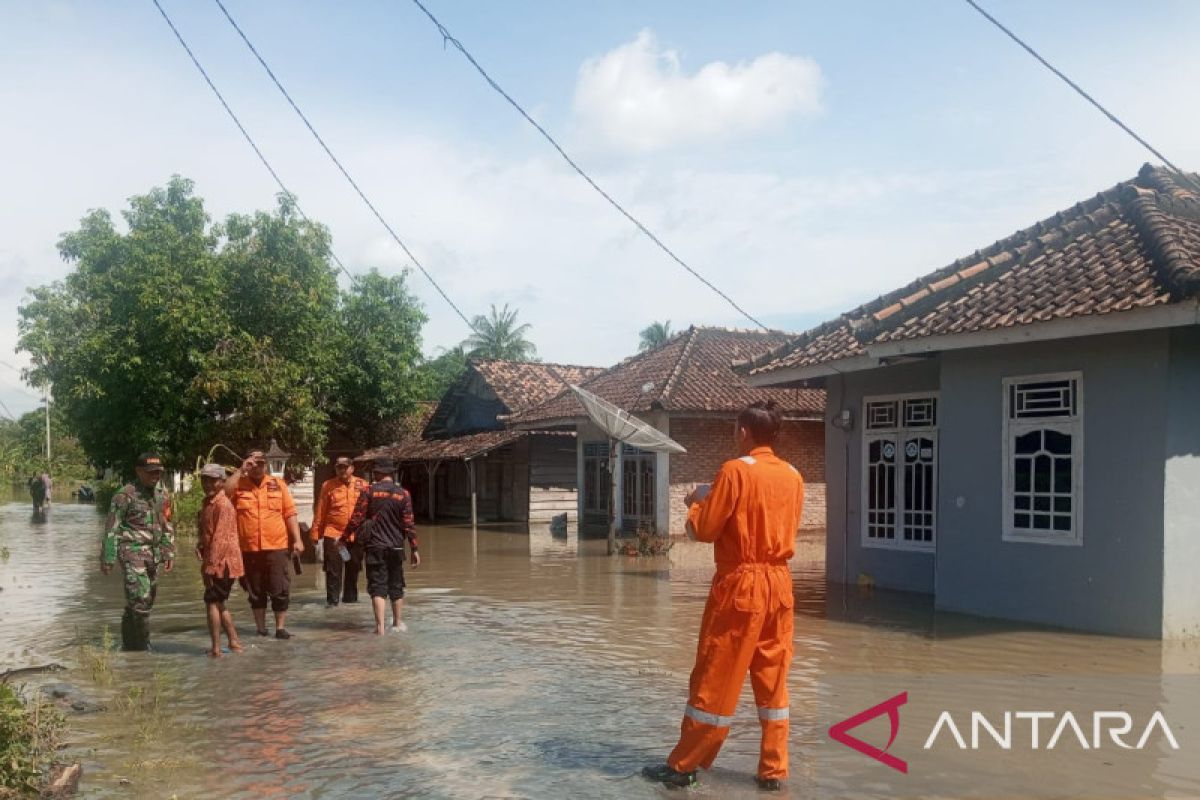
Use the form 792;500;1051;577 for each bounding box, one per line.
101;482;176;566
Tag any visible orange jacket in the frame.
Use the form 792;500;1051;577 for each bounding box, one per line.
229;474;296;552
687;446;805;571
313;476;368;541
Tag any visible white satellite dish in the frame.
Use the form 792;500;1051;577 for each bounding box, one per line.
569;384;686;553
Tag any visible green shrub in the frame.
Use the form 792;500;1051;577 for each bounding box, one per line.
0;683;65;796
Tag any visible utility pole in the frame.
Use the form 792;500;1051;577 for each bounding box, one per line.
44;389;51;464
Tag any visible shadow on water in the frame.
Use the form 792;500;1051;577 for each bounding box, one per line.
0;506;1195;799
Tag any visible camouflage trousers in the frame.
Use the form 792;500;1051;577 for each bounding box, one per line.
119;549;159;615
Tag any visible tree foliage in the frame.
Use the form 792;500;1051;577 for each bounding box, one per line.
462;303;538;361
17;177;428;472
416;345;468;402
638;320;674;351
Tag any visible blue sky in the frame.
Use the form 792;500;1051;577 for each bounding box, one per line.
2;1;1199;416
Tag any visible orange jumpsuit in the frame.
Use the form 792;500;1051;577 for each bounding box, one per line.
668;445;805;781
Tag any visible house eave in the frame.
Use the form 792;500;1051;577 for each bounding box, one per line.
746;355;879;387
867;301;1200;360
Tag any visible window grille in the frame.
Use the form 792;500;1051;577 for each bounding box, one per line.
862;394;938;550
1003;373;1083;543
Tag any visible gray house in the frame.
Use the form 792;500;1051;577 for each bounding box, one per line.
741;164;1200;639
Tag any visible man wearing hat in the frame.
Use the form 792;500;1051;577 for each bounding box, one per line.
342;458;420;635
226;449;303;639
100;452;176;651
312;456;369;606
196;463;244;657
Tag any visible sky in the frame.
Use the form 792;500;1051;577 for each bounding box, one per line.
1;0;1199;416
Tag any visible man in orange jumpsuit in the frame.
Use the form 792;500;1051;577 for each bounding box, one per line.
312;456;369;606
643;400;805;791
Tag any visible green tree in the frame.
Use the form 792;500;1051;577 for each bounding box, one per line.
638;320;673;351
462;303;538;361
17;177;427;472
333;269;427;446
416;345;468;401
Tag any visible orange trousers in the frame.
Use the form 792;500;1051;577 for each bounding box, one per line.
668;564;794;780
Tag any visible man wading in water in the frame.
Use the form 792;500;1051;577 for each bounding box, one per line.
341;457;420;635
226;450;304;640
642;401;805;792
100;453;176;651
196;463;244;657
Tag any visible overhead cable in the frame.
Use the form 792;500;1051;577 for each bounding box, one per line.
148;0;366;284
212;0;476;331
963;0;1199;192
406;0;769;330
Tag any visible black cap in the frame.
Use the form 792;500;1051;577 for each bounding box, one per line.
372;457;396;473
136;452;165;471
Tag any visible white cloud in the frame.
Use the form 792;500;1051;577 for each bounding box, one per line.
572;30;824;153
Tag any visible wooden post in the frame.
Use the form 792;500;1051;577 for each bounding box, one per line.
467;459;478;532
425;461;441;524
607;438;618;555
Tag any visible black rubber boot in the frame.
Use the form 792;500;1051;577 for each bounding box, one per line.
641;763;698;789
755;776;783;791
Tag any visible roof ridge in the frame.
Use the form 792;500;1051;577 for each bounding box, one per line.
738;169;1149;373
659;326;702;407
1124;183;1200;298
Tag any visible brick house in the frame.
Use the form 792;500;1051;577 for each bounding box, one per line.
360;359;602;525
508;327;827;537
741;164;1200;638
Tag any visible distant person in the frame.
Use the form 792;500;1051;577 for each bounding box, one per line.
40;472;52;506
642;400;805;792
341;458;420;635
28;475;46;515
100;453;176;651
312;456;369;607
226;449;303;640
196;463;244;658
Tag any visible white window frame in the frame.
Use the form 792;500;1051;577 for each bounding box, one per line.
1002;371;1084;546
860;392;939;552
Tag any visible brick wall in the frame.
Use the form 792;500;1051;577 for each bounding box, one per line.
667;416;827;534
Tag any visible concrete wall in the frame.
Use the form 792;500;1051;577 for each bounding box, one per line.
1163;326;1200;639
825;361;940;594
935;331;1168;637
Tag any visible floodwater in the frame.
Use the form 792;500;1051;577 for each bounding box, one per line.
1;501;1198;799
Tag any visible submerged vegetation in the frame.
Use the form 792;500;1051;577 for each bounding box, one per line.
0;683;66;798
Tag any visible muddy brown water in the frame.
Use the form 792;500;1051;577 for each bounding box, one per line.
1;501;1197;799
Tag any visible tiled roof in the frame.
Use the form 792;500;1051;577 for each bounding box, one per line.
360;429;526;463
742;164;1200;376
471;359;605;413
509;327;826;426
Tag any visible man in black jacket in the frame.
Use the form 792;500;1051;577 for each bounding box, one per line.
341;458;421;635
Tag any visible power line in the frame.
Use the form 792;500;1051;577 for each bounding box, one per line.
962;0;1198;191
406;0;769;331
149;0;360;283
211;0;476;332
0;396;16;422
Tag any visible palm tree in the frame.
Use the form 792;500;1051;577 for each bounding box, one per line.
462;304;538;361
638;320;673;352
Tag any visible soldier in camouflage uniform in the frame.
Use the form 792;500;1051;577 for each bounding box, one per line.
100;452;176;651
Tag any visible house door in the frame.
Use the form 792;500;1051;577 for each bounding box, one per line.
621;445;656;532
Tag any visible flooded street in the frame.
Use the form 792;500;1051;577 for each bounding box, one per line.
2;501;1198;799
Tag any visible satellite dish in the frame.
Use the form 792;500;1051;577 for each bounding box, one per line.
569;384;686;554
569;385;686;454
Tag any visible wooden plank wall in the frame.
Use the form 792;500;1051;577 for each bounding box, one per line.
528;435;579;524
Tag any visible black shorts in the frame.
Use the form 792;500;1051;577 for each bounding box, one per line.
203;576;236;605
240;549;290;612
366;548;405;600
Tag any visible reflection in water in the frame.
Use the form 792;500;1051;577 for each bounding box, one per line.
0;504;1196;799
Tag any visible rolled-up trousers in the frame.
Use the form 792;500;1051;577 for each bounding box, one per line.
667;563;794;780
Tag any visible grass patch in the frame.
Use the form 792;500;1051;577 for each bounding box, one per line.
0;683;66;798
77;626;116;686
